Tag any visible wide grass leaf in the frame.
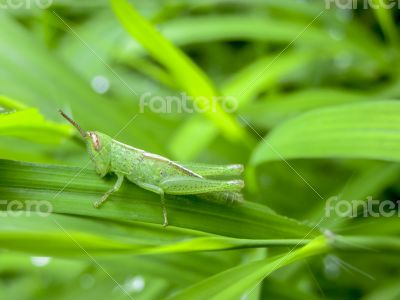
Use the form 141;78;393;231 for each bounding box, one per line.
251;101;400;165
0;160;318;247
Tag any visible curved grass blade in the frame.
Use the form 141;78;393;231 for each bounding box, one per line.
0;214;311;256
251;101;400;165
167;236;329;300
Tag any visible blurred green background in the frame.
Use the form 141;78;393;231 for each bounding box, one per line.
1;0;400;299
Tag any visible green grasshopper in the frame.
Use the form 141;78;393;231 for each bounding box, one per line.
59;111;244;226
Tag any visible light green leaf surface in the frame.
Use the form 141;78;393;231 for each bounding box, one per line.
0;108;73;144
251;101;400;165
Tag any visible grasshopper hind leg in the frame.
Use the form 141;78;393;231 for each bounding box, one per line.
179;163;244;178
134;181;168;227
160;177;244;194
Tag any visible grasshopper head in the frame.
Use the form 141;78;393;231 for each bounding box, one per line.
59;110;111;177
85;131;112;177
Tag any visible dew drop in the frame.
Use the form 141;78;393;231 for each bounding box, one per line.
91;75;110;94
31;256;51;267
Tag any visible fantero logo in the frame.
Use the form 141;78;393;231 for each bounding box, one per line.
325;0;399;10
0;200;53;217
0;0;53;10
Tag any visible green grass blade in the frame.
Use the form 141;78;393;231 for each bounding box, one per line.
251;101;400;165
0;95;28;111
0;213;312;256
0;108;73;144
371;0;399;46
110;0;250;144
0;160;318;241
167;236;329;300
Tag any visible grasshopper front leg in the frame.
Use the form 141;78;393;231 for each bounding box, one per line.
94;173;124;208
135;182;168;227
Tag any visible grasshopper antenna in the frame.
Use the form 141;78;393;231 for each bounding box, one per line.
59;110;87;138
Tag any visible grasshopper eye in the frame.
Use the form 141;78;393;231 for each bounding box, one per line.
89;132;102;151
